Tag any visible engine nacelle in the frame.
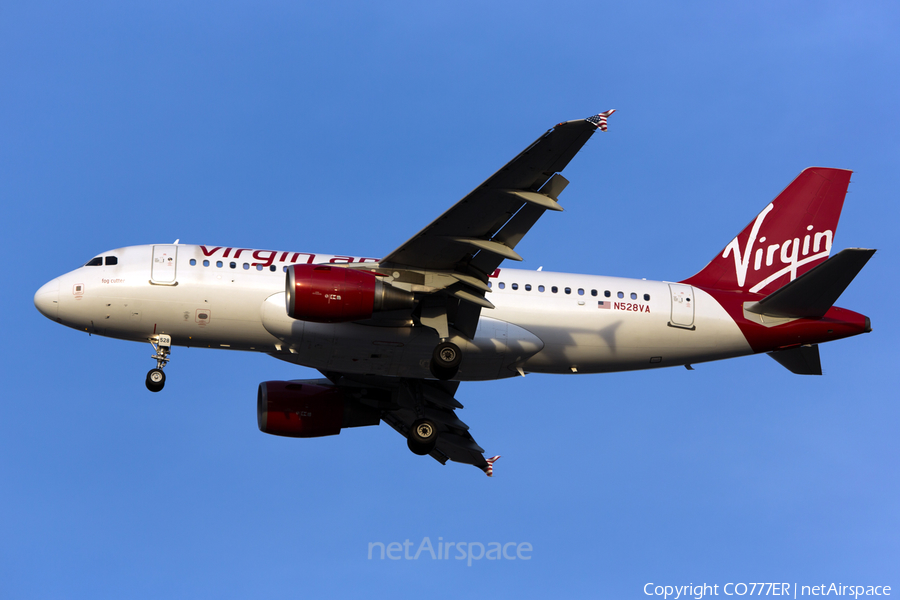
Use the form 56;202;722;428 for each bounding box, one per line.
285;264;414;323
257;380;382;438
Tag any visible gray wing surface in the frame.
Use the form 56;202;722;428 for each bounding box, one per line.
312;114;616;475
320;373;498;475
381;113;614;275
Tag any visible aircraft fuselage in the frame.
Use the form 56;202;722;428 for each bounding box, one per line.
34;243;867;382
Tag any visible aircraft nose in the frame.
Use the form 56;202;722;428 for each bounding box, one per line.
34;278;60;320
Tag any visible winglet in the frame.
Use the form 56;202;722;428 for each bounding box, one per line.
484;455;501;477
586;109;616;131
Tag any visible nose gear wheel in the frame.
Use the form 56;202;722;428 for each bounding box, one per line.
146;335;172;392
146;368;166;392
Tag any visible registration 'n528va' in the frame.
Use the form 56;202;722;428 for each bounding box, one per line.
615;302;650;313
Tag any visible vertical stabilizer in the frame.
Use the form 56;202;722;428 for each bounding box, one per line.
683;168;851;295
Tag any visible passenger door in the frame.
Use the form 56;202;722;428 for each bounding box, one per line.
668;283;695;329
151;245;178;284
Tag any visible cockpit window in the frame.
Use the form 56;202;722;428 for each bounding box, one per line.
84;257;103;266
105;256;118;266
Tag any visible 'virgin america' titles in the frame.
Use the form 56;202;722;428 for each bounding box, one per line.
722;203;834;293
197;246;508;275
198;246;380;267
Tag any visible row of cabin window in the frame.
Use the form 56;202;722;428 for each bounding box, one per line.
189;258;284;271
185;259;654;303
489;281;650;301
84;256;118;266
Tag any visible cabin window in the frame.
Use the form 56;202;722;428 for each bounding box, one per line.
538;285;545;292
551;286;558;293
283;266;288;272
578;288;584;296
217;261;223;268
203;260;210;267
488;282;492;288
564;287;571;295
498;282;505;289
644;293;651;301
190;259;197;266
105;256;118;266
243;263;250;270
525;284;532;291
631;292;637;300
229;262;236;269
270;265;277;272
256;264;263;271
591;289;597;296
511;283;518;290
84;257;103;266
604;290;611;298
617;291;624;298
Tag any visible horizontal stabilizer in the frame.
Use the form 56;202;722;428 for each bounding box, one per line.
746;248;875;318
768;344;822;375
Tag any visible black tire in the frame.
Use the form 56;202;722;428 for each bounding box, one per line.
433;342;461;369
407;418;438;455
430;342;461;380
146;368;165;392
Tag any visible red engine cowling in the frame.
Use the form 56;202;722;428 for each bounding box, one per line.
285;264;413;323
257;380;381;438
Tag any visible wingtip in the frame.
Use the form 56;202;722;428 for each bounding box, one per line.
484;455;501;477
586;109;616;131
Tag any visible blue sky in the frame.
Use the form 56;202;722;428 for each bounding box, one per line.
2;1;898;597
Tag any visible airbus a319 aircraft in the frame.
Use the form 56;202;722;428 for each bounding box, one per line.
34;112;874;476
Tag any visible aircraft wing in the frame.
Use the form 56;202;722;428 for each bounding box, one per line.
316;373;500;475
381;112;614;275
373;111;615;339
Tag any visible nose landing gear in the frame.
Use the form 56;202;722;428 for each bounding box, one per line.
146;334;172;392
146;368;165;391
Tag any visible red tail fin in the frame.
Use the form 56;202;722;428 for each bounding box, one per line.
683;167;851;295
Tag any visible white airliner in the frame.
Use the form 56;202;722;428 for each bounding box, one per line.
34;112;874;476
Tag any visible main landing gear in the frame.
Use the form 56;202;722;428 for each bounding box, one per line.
407;418;439;455
403;380;441;456
429;341;461;381
146;334;172;393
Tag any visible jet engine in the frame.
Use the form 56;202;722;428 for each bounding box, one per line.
257;380;382;438
285;264;414;323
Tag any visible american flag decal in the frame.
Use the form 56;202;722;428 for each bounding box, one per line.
598;300;611;309
586;109;616;131
484;455;501;477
